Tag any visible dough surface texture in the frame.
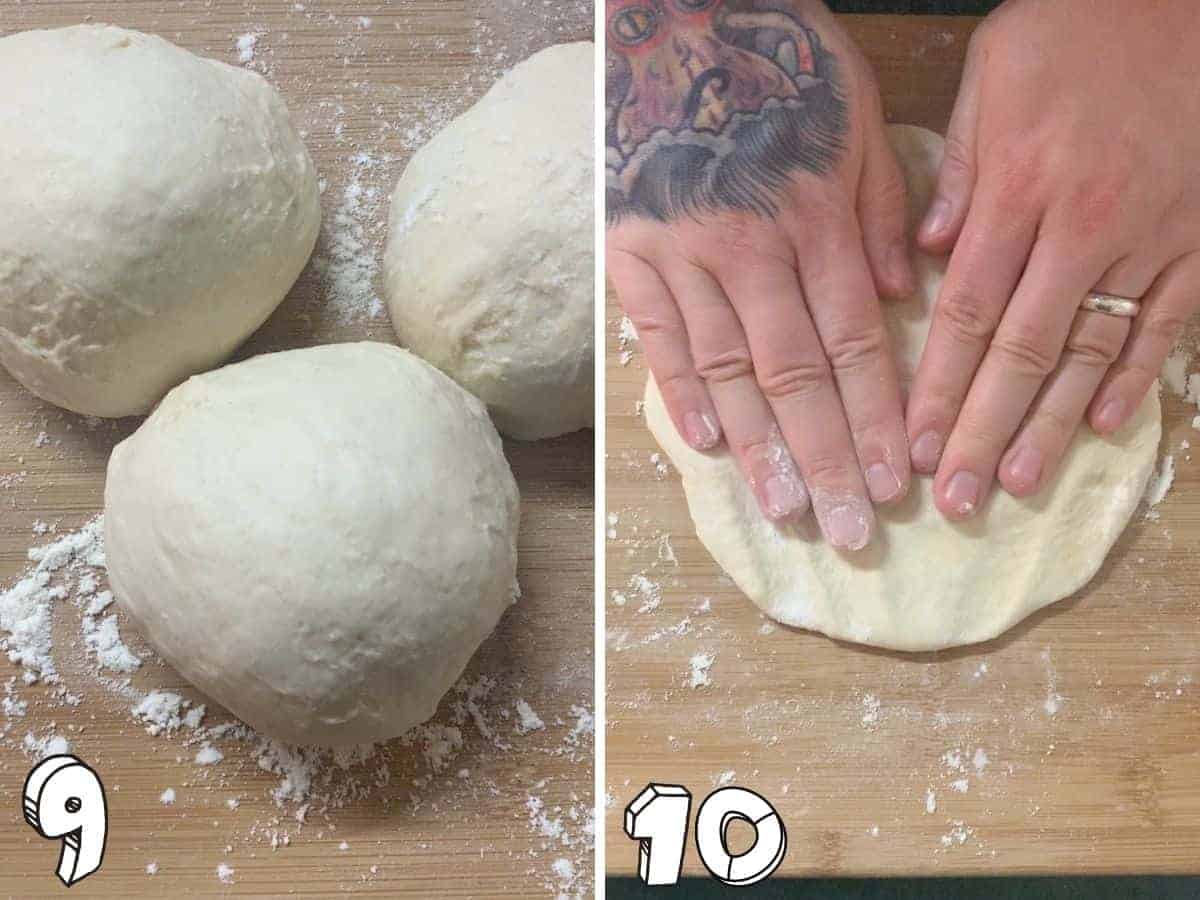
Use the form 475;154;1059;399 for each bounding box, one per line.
383;42;594;440
105;342;519;745
644;125;1162;652
0;25;320;417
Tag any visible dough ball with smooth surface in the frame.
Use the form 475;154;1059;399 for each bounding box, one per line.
104;342;520;746
383;42;594;440
0;25;320;417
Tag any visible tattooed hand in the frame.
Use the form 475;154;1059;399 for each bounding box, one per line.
909;0;1200;519
606;0;915;551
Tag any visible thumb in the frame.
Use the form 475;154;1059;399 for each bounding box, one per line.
918;41;982;253
858;107;916;301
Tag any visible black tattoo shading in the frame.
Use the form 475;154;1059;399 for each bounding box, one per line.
606;0;848;223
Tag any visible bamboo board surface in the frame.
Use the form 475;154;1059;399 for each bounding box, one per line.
0;2;594;897
605;14;1200;879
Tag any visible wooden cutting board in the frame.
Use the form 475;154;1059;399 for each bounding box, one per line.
606;14;1200;879
0;2;593;897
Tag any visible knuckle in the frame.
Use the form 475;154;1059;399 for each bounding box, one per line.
912;380;964;426
991;327;1060;377
1031;402;1077;437
799;451;857;487
1065;330;1123;368
731;435;773;468
850;420;902;461
823;327;888;376
624;309;678;340
937;290;996;345
756;357;834;401
653;368;697;397
953;407;1014;449
694;346;754;385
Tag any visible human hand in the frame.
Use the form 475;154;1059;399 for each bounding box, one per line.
606;0;915;550
909;0;1200;519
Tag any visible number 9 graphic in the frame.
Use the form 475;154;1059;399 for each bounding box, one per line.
23;755;108;886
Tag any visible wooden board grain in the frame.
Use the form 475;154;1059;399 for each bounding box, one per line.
0;2;594;897
605;14;1200;879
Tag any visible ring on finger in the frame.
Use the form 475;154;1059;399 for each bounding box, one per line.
1080;291;1141;318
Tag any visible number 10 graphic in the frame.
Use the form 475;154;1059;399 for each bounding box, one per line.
625;783;787;886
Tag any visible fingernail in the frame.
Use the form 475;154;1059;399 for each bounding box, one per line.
683;411;721;450
763;474;807;520
911;430;943;472
1005;445;1043;493
823;502;871;551
1095;398;1126;434
920;197;951;240
944;470;981;517
865;462;902;503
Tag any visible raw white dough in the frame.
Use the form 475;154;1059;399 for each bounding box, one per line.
644;125;1162;652
383;42;594;440
0;25;320;417
104;342;519;746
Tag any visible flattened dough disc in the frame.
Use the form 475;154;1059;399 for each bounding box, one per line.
643;125;1161;652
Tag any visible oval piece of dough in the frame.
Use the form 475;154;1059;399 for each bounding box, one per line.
643;125;1161;652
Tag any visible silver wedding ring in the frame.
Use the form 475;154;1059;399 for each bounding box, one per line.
1081;292;1141;318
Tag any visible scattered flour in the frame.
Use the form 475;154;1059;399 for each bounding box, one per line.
688;653;714;689
312;152;387;323
1042;649;1064;716
860;694;881;728
235;32;258;65
194;743;224;766
1162;349;1191;396
630;573;662;614
22;730;70;759
515;699;546;734
939;821;975;849
0;517;105;684
972;748;989;773
159;788;176;805
80;613;141;673
1143;454;1176;517
617;316;638;366
133;691;206;736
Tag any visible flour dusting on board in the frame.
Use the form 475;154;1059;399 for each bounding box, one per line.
0;515;594;894
0;7;594;892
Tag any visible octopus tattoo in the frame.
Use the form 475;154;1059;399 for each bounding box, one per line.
606;0;848;223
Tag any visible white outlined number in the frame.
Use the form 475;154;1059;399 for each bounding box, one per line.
625;783;787;886
23;755;108;886
695;787;787;886
625;784;692;885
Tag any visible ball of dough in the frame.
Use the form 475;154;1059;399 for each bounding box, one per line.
383;42;594;440
0;25;321;417
104;342;519;746
644;125;1163;652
